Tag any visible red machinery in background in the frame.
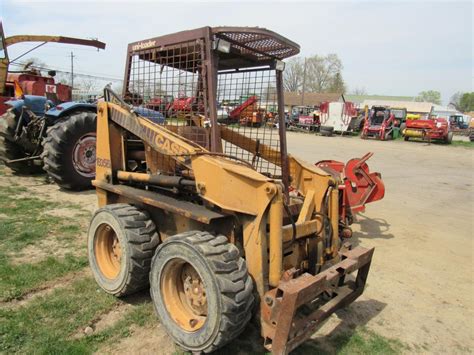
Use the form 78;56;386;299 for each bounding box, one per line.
403;117;453;144
316;152;385;232
229;95;257;122
361;106;395;140
0;22;106;114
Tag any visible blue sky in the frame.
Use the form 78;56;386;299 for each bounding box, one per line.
1;0;472;104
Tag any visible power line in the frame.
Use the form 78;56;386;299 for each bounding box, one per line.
9;61;123;82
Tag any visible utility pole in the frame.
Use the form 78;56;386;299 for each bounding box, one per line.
70;51;75;89
301;57;307;106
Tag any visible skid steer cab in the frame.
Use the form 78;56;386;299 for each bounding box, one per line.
88;27;380;354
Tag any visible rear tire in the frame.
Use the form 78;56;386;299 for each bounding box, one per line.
150;231;254;353
88;204;159;297
42;111;97;190
0;109;43;174
445;131;453;144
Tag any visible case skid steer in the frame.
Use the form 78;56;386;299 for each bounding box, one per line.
89;27;380;354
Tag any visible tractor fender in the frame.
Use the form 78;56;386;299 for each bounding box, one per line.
5;95;53;116
45;101;96;119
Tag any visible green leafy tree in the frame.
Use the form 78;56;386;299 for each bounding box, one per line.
415;90;441;105
459;92;474;112
328;72;346;94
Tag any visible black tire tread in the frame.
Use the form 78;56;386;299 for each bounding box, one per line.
0;109;42;173
41;110;96;190
93;203;159;296
153;231;254;353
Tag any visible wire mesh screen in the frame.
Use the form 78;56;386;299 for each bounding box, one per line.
124;40;210;175
217;69;281;178
123;37;282;178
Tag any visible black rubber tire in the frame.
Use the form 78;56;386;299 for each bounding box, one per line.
320;125;334;137
88;204;160;297
42;111;97;190
404;136;409;141
445;131;453;144
0;109;43;174
150;231;254;353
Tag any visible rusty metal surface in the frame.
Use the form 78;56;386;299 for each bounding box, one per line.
261;246;374;355
93;180;226;224
4;34;105;49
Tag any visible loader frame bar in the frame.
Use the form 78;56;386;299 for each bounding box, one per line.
262;246;374;355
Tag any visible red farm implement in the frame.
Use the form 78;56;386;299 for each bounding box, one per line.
316;152;385;229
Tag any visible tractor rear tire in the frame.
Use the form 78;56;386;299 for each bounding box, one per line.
88;204;160;297
0;109;43;174
150;231;254;353
42;111;97;190
445;131;453;144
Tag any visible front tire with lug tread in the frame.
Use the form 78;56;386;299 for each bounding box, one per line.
150;231;254;353
88;204;159;297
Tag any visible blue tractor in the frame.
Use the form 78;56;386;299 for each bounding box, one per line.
0;95;164;190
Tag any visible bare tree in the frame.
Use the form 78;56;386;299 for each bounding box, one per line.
449;91;463;110
305;54;344;93
350;87;368;95
284;54;345;94
77;78;100;92
283;57;304;92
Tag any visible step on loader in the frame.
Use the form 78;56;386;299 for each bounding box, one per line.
88;27;382;354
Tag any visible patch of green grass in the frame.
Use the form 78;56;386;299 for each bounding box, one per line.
295;326;405;355
0;254;87;301
0;184;91;301
0;277;156;354
0;277;118;353
0;186;85;254
450;139;474;148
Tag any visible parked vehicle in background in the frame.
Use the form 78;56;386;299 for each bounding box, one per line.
449;114;470;130
145;95;174;113
403;115;453;144
361;106;395;140
291;106;320;131
468;117;474;141
319;101;358;134
390;107;407;131
0;21;107;189
0;21;105;114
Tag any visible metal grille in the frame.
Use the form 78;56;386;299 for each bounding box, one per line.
217;68;281;177
123;31;284;178
124;40;208;175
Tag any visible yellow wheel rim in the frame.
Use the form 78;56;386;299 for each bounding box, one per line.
94;223;122;279
161;259;207;332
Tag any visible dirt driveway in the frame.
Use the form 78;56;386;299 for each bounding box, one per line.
3;134;472;353
286;133;473;352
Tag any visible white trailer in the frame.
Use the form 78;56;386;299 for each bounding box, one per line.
320;101;358;133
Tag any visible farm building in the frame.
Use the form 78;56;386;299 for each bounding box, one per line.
283;92;343;111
